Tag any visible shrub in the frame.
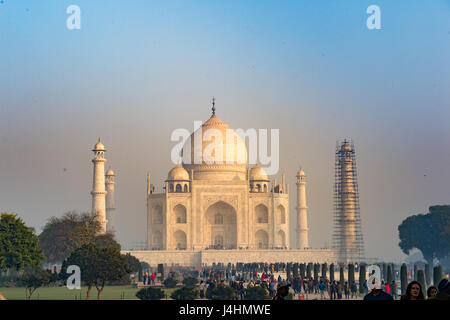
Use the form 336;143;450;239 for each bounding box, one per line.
400;263;408;295
171;287;199;300
182;276;198;288
244;286;270;300
211;285;235;300
163;277;178;288
433;265;443;286
136;287;165;300
417;270;427;292
359;264;366;294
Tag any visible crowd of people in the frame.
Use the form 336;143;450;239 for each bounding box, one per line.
139;263;450;301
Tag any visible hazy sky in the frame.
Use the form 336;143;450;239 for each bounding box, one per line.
1;0;449;262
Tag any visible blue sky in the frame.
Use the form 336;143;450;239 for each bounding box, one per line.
0;0;449;261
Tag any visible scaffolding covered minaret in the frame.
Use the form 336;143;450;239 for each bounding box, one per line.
333;139;365;264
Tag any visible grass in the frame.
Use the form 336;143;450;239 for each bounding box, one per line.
0;285;178;300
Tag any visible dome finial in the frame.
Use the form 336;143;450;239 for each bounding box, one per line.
211;96;216;116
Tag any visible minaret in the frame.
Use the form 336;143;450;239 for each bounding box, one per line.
105;167;116;233
91;138;107;234
333;140;365;263
296;168;309;249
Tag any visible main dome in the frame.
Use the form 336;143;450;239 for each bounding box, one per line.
181;111;248;181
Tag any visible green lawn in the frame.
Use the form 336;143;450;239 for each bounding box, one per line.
0;286;177;300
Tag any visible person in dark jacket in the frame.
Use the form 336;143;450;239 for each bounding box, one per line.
273;281;290;300
363;277;393;300
428;279;450;300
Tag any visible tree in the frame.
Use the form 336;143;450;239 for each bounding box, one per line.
171;287;199;300
348;263;355;284
306;263;312;279
0;213;44;272
400;263;408;295
182;276;198;288
339;266;345;290
245;286;270;300
424;264;431;285
163;277;178;288
313;263;320;280
157;264;164;281
94;232;121;250
286;263;291;280
123;253;142;281
93;247;131;299
322;263;328;279
359;264;366;294
330;263;335;282
398;205;450;266
136;287;165;300
387;264;393;284
433;265;443;286
299;263;306;279
292;263;299;279
18;267;51;299
211;285;235;300
61;243;130;299
38;211;120;263
417;270;426;292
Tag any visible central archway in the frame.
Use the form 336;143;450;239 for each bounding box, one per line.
204;201;237;249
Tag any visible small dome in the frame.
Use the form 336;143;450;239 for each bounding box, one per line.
106;167;115;176
168;165;189;181
250;165;269;181
93;139;105;151
341;143;351;151
298;169;305;177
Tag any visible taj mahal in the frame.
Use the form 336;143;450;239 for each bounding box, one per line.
90;101;340;267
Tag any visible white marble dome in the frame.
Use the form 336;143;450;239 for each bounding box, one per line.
182;113;248;180
93;139;105;151
167;164;189;181
250;164;269;181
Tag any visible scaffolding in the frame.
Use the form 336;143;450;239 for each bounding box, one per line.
332;139;365;264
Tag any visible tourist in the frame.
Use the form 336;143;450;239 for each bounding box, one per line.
329;280;335;300
269;280;275;297
428;279;450;300
400;281;424;300
319;280;326;300
390;280;397;300
363;279;368;294
238;281;245;300
344;281;350;299
199;280;205;299
150;273;155;285
273;281;291;301
363;278;393;300
385;281;390;295
426;286;437;299
143;272;148;285
350;281;358;298
337;281;342;299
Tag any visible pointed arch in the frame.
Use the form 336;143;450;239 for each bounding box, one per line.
174;204;187;224
255;230;269;249
277;205;286;224
174;230;187;250
277;230;286;247
255;204;268;223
